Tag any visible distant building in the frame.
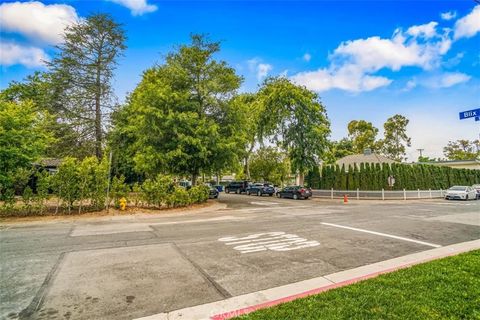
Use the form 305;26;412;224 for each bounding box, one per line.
417;159;480;170
33;158;62;173
335;149;397;170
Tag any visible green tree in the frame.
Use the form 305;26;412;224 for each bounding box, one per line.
324;138;355;164
229;93;262;179
112;35;242;184
0;100;53;196
249;147;290;185
48;13;127;159
380;114;411;162
443;139;480;160
1;72;96;158
257;78;330;185
347;120;379;153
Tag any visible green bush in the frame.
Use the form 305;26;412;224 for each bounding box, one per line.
110;175;130;208
188;185;209;203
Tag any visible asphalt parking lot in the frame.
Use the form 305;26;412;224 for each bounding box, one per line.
1;194;479;319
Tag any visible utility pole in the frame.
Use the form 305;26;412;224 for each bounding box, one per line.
417;148;424;158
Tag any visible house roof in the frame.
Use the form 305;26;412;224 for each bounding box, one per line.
336;153;397;168
34;158;62;168
417;159;480;165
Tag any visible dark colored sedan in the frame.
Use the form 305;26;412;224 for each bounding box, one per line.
276;186;312;200
209;186;219;199
247;183;275;196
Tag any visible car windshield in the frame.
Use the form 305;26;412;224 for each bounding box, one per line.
449;186;466;191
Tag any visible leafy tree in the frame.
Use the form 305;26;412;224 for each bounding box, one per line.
0;100;53;196
229;93;262;179
380;114;411;162
443;139;480;160
257;78;330;185
1;72;96;158
324;138;355;163
113;34;242;184
47;13;127;159
249;147;290;185
347;120;379;153
51;157;80;213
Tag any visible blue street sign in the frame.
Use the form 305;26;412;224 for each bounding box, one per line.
476;116;480;122
459;108;480;120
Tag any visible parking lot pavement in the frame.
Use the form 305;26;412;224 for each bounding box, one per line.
1;193;479;319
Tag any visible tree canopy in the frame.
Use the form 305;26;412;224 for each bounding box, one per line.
443;139;480;160
257;77;331;184
0;100;53;191
347;120;379;153
112;34;243;184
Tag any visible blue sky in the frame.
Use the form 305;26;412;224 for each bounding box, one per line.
1;0;479;160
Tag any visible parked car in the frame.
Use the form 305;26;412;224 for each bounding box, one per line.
208;185;219;199
247;183;275;196
276;186;312;200
444;186;477;200
472;184;480;200
225;181;250;194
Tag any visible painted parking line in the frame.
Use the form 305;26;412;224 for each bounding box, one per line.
321;222;442;248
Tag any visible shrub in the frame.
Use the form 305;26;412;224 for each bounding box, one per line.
110;175;130;208
51;157;80;213
188;185;209;204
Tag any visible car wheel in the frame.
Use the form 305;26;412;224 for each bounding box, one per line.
257;191;261;196
293;194;298;200
269;193;273;197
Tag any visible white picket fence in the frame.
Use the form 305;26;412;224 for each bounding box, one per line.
312;189;445;200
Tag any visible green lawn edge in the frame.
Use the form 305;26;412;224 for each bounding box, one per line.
234;250;480;320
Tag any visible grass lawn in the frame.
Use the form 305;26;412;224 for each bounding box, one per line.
234;250;480;320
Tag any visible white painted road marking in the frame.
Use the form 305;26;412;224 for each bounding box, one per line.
249;201;280;206
321;222;442;248
219;232;320;254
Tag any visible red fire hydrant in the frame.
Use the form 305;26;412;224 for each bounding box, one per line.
343;194;348;203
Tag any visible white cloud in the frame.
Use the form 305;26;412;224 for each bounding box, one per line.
407;21;438;39
291;22;453;93
422;72;471;88
454;5;480;39
248;58;273;81
109;0;157;16
440;11;457;21
292;65;392;93
303;53;311;62
257;63;273;80
403;80;417;91
0;41;49;67
0;1;78;45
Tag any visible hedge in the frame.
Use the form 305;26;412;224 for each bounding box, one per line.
306;163;480;190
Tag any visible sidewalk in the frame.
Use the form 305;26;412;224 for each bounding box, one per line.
136;239;480;320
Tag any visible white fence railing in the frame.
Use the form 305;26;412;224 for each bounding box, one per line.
312;189;445;200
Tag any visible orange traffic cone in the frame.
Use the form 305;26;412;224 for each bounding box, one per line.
343;194;348;203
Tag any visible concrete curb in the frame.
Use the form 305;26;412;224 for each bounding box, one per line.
135;239;480;320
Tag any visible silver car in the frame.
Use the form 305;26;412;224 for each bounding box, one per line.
445;186;477;200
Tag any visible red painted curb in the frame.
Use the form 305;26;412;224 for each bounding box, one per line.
210;252;456;320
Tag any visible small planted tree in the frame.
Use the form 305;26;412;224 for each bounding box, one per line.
52;157;80;213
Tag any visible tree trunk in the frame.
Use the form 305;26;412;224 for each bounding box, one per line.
94;64;103;160
243;142;255;179
297;172;305;186
191;174;198;186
